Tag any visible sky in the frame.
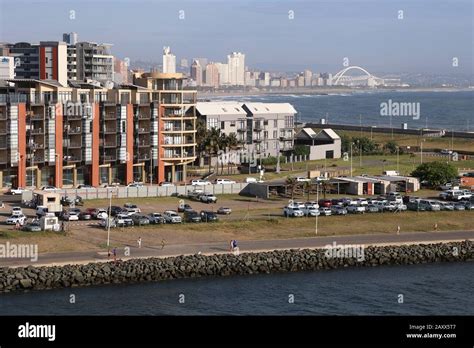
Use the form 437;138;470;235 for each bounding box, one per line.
0;0;472;75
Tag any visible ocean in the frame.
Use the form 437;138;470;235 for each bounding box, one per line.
206;90;474;131
1;262;473;315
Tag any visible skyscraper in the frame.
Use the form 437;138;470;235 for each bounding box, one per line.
204;63;219;88
190;60;202;86
162;46;176;73
62;32;78;45
215;62;229;85
304;69;313;87
227;52;245;86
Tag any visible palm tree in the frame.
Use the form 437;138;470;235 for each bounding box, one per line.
225;132;240;174
285;176;298;200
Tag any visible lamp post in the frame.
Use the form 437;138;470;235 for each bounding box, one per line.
315;182;320;235
350;142;353;175
397;146;400;173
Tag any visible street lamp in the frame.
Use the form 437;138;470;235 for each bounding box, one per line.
397;146;400;173
315;182;320;235
350;142;353;175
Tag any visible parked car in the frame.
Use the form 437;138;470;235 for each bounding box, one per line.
439;202;454;211
123;203;141;212
346;205;366;214
355;198;369;206
100;218;117;229
79;211;92;220
115;214;134;227
110;206;125;216
11;206;23;215
77;184;94;189
330;199;343;207
454;202;466;211
62;211;79;221
331;206;348;215
163;211;182;224
318;199;332;208
184;210;202;223
131;214;150;226
95;209;108;220
159;181;175;187
127;182;144;188
215;178;236;185
366;204;381;213
341;197;357;206
303;205;320;217
191;179;211;186
387;192;403;204
419;200;441;211
148;213;165;224
9;187;25;195
178;203;193;213
200;193;217;204
217;207;232;215
21;222;42;232
464;202;474;210
6;214;27;225
407;200;425;211
319;207;332;216
200;210;218;222
41;186;58;191
283;206;304;217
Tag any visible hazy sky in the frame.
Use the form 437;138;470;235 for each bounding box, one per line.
0;0;472;75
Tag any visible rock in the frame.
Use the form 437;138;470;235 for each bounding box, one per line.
19;279;32;288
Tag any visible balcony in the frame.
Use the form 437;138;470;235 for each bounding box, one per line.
65;126;82;134
63;154;82;163
68;141;82;149
102;140;117;148
65;113;83;120
136;113;151;119
162;126;182;132
237;127;246;132
28;128;44;135
102;126;117;134
102;155;117;162
28;113;44;120
0;127;7;135
103;112;116;120
0;139;6;149
135;153;151;161
253;138;263;143
137;127;150;134
253;126;263;132
28;142;44;150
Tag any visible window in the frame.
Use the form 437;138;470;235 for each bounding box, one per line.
230;121;236;127
221;121;225;130
273;130;278;139
274;120;278;128
207;118;218;129
264;120;268;126
264;131;268;139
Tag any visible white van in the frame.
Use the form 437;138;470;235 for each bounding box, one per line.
215;178;237;185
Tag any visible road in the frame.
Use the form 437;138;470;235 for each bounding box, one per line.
2;230;473;268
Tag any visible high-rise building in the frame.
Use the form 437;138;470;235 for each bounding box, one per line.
3;42;39;80
38;41;68;86
304;69;312;87
162;46;176;73
215;62;229;85
180;58;188;68
190;60;202;86
75;42;114;83
296;75;305;87
227;52;245;86
0;56;15;79
62;32;78;45
257;72;270;87
204;63;219;88
114;58;129;84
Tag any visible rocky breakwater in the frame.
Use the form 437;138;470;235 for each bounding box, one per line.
0;241;472;293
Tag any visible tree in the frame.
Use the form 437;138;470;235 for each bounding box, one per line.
285;176;298;200
384;140;399;155
225;132;240;174
411;161;458;187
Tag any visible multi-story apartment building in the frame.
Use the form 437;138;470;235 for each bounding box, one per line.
0;72;196;188
195;101;296;162
75;42;114;83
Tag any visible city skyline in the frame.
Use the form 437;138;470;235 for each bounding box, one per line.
0;0;472;75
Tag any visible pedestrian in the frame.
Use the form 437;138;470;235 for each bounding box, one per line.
161;239;166;250
397;225;400;235
229;240;234;252
137;237;142;248
434;223;438;231
112;247;117;262
107;249;111;259
15;221;20;230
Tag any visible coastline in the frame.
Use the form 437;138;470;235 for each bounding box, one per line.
1;240;472;294
197;87;474;98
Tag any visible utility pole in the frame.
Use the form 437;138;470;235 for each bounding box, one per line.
397;147;400;173
350;142;353;175
315;183;319;235
276;139;281;173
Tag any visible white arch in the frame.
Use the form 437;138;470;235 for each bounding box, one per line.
332;66;373;85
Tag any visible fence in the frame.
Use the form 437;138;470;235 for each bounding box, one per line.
57;183;249;200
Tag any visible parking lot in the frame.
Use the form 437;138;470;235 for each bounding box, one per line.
1;187;473;254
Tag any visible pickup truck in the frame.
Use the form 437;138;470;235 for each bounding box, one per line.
199;193;217;204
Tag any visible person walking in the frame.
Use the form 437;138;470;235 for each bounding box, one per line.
112;247;117;262
161;239;166;250
397;225;401;235
137;237;142;248
434;223;438;231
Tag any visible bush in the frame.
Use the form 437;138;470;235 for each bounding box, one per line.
411;162;458;187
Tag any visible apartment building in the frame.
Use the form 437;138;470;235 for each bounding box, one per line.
195;101;296;162
0;72;196;188
75;42;114;83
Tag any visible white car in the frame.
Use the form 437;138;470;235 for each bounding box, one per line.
303;205;320;217
41;186;58;191
95;209;108;220
63;211;79;221
355;198;369;206
347;205;366;214
6;214;27;225
191;179;211;186
319;207;332;216
11;206;23;215
9;187;25;195
163;210;182;223
127;182;144;188
283;206;304;217
215;178;237;185
200;193;217;204
295;177;311;182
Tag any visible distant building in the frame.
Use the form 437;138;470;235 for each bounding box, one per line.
62;32;78;45
162;46;176;73
0;56;15;79
75;42;114;84
296;75;305;87
190;60;202;86
180;58;188;68
257;72;270;87
113;58;129;84
304;69;312;86
204;63;219;88
227;52;245;86
215;62;229;85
